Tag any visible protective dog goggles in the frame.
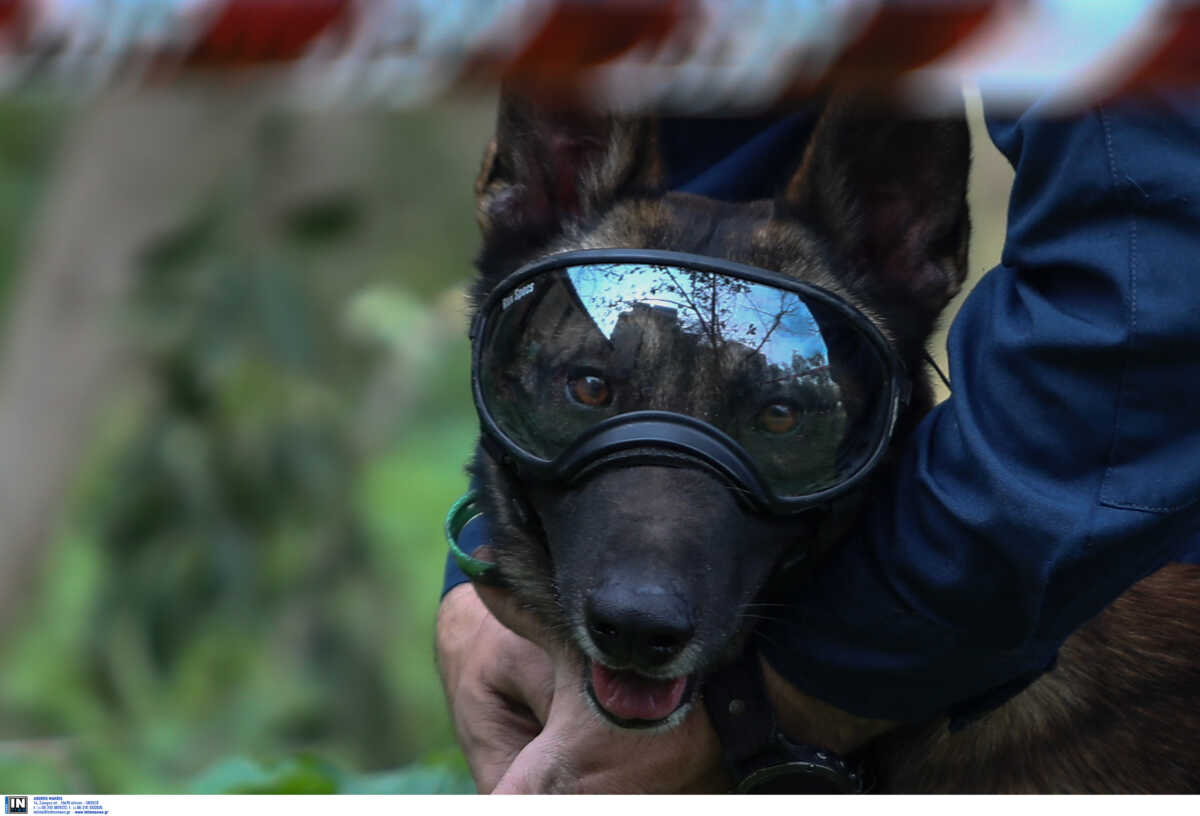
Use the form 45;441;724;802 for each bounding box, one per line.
470;250;909;515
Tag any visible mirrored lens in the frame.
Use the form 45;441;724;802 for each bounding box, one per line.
479;263;892;498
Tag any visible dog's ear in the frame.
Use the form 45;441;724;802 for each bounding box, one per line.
475;88;664;242
779;95;970;323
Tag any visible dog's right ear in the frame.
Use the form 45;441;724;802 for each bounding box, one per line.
778;94;970;335
475;89;664;244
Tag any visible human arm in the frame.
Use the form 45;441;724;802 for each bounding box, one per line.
759;90;1200;723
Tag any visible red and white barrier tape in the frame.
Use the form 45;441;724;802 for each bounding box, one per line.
0;1;1196;111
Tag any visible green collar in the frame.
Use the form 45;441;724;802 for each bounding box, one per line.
444;491;502;585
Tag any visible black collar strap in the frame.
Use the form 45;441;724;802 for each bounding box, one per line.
702;650;868;794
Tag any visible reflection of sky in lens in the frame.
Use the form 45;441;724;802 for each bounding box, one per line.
566;264;829;370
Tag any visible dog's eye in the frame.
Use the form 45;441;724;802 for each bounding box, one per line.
567;373;612;407
757;403;798;435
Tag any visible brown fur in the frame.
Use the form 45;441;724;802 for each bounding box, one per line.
873;564;1200;792
466;88;1200;793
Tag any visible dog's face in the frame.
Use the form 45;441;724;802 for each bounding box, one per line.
469;92;969;729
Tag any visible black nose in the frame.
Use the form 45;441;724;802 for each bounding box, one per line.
584;583;694;670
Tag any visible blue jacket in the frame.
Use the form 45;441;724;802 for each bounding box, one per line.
444;92;1200;722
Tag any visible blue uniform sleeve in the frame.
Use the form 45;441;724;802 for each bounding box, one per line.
759;90;1200;722
441;521;479;599
441;477;489;599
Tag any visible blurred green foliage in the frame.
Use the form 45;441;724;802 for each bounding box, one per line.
0;96;494;793
188;752;473;795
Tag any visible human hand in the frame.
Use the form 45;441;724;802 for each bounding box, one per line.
435;581;554;792
472;580;729;794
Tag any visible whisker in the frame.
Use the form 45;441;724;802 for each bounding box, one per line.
739;613;788;625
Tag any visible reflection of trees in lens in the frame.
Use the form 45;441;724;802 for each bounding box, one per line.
804;304;884;481
609;300;723;421
571;264;824;370
559;266;867;489
732;345;848;494
570;264;839;414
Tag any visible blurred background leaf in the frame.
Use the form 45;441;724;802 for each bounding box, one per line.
188;752;473;795
0;90;494;793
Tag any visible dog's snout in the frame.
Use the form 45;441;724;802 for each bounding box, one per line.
584;583;694;670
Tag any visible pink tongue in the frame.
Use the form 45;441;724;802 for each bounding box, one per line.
591;663;688;722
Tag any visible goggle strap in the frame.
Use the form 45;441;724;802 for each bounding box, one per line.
922;349;951;392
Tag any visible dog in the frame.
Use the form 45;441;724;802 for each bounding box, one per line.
462;88;1200;793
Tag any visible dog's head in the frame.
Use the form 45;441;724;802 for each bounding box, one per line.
468;90;969;729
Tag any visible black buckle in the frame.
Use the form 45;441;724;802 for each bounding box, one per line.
733;736;867;794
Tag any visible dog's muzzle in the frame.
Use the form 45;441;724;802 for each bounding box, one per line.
470;249;910;515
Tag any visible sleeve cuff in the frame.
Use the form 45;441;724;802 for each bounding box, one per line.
440;511;491;600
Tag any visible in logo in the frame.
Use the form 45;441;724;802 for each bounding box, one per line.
4;796;27;814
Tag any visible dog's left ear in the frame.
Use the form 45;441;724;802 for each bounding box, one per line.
475;88;665;244
779;96;971;326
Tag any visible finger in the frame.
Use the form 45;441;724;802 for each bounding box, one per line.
449;629;549;792
491;727;579;795
442;581;556;714
487;628;556;726
461;694;543;793
474;580;558;650
438;584;556;791
490;653;599;794
492;666;621;795
467;637;558;793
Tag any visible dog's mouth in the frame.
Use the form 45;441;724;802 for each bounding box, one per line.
584;659;698;728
